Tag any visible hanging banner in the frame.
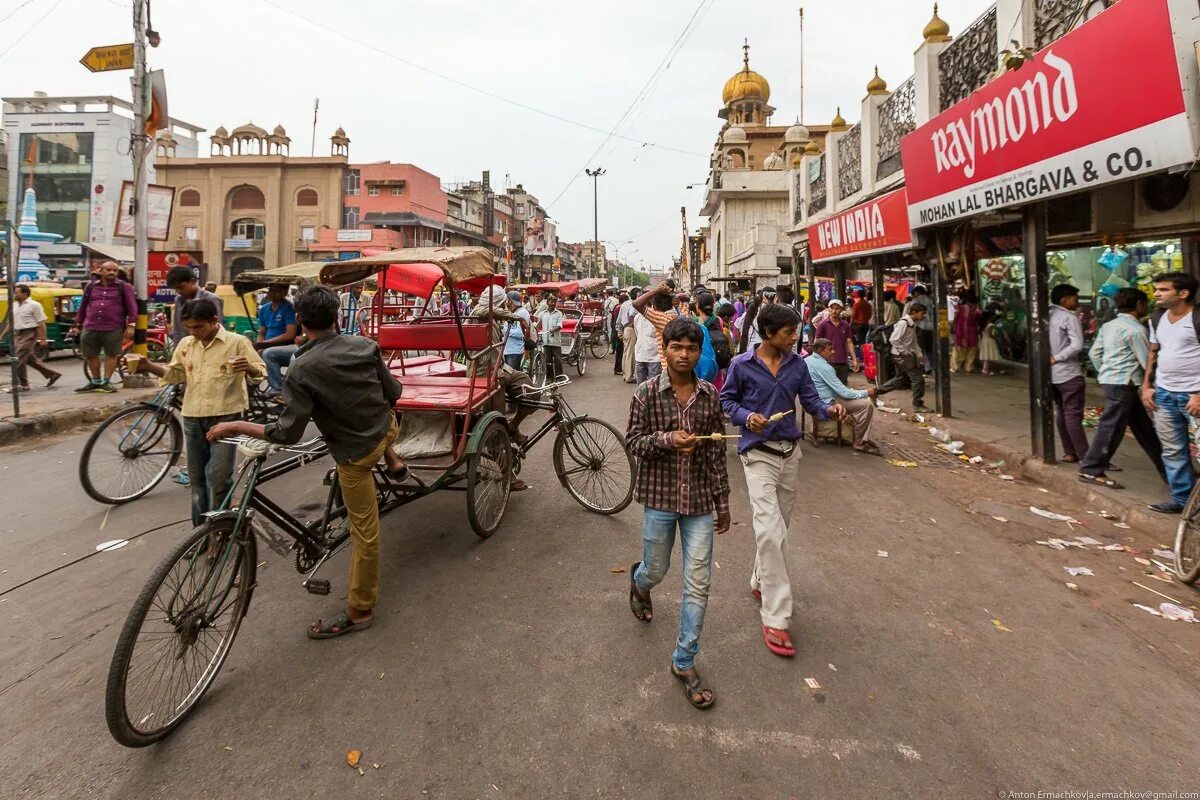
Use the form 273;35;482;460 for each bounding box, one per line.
115;180;175;241
900;0;1196;229
808;188;913;263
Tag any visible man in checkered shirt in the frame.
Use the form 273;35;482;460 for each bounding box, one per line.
626;317;730;710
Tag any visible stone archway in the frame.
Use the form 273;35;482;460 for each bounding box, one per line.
229;256;264;282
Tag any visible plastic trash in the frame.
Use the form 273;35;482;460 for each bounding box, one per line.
1030;506;1080;524
969;455;983;464
1098;510;1119;520
1064;566;1094;576
877;550;889;558
1153;549;1175;561
1075;536;1103;546
1159;603;1198;623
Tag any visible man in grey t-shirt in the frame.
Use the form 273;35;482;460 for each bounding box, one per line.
166;265;223;343
1048;283;1089;463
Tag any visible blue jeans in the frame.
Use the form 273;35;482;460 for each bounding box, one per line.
1153;388;1198;505
635;360;661;384
263;345;298;390
183;414;240;527
634;508;714;671
503;352;524;371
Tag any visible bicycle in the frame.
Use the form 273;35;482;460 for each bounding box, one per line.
1173;433;1200;585
79;380;280;505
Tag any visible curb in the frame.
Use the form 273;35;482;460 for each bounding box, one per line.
0;399;142;446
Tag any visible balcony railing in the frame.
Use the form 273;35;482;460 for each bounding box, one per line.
224;238;264;252
938;5;997;111
876;76;915;181
1035;0;1085;49
174;237;199;248
837;124;862;201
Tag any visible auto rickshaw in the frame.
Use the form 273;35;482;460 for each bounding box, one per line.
215;283;258;336
0;283;84;360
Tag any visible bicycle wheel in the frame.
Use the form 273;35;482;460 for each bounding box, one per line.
80;404;183;504
575;348;588;376
589;333;611;359
106;519;256;747
466;418;513;538
530;350;545;383
1174;485;1200;585
553;417;634;514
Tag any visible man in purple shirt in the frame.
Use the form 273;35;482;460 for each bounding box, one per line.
813;298;858;384
72;261;137;393
720;303;845;658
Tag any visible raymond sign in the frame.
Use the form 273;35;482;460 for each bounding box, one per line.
900;0;1196;229
808;188;913;263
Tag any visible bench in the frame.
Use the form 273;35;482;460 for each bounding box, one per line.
376;320;492;352
393;382;495;412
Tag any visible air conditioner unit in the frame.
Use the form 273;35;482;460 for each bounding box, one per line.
1132;172;1198;228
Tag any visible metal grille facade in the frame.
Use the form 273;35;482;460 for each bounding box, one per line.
937;6;997;112
876;76;915;181
837;124;862;200
1035;0;1083;49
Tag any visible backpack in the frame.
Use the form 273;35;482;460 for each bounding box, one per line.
869;323;895;353
695;322;719;383
1149;305;1200;346
80;278;135;326
705;317;733;368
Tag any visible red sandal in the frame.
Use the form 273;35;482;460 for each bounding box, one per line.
762;625;796;657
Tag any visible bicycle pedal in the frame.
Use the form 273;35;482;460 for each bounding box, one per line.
304;578;331;595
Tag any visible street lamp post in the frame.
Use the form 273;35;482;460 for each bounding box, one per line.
585;167;605;278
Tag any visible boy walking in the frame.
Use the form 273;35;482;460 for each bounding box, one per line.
627;318;731;710
721;304;845;658
539;294;564;380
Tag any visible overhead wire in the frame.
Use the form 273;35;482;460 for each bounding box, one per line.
257;0;705;159
0;0;41;24
0;0;65;61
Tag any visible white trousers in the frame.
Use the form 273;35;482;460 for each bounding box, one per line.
621;326;637;383
740;446;801;630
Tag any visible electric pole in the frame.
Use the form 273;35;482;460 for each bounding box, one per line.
129;0;151;368
585;167;604;279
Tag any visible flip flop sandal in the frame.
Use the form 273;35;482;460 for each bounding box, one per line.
671;666;716;710
629;563;652;623
385;466;410;483
1060;455;1080;463
854;442;883;456
1078;474;1123;490
762;625;796;657
1105;463;1123;472
308;612;374;639
751;587;762;603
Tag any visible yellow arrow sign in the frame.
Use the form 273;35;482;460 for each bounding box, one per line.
80;44;134;73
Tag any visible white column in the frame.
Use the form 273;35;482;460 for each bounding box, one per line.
913;40;952;125
860;92;888;198
824;133;840;217
996;0;1035;53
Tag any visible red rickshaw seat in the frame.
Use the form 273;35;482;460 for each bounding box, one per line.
393;380;494;411
376;320;491;351
389;359;467;377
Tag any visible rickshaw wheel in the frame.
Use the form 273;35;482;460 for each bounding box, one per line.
466;418;513;539
589;334;610;359
553;417;634;515
575;348;588;376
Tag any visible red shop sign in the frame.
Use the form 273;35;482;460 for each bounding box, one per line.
808;188;913;263
900;0;1195;229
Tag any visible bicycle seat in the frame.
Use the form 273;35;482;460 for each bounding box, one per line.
237;438;275;459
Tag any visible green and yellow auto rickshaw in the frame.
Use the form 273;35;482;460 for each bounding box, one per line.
0;283;84;360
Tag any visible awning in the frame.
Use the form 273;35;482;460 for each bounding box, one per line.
232;261;329;295
527;281;579;296
320;246;498;297
361;211;445;230
83;241;135;263
808;188;914;263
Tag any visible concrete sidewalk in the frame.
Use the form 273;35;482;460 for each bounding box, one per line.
904;369;1183;537
0;353;158;444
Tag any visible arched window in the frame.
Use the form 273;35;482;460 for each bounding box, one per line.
728;149;746;169
229;185;265;209
296;188;318;206
179;189;200;207
230;217;265;240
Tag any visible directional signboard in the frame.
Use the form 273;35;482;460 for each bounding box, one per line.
80;44;134;73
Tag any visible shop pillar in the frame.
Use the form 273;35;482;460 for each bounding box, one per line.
1023;202;1056;464
871;259;890;384
929;252;952;417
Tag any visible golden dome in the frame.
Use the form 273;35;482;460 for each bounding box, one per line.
866;66;888;95
831;107;848;129
923;3;952;43
804;139;821;155
722;40;771;105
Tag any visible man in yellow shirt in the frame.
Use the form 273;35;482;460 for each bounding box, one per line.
128;298;265;525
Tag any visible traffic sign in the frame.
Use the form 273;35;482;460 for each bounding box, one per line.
79;44;134;73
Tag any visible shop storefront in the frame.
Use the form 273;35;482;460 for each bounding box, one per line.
899;0;1200;460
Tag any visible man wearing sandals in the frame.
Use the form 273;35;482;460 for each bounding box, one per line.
721;304;846;658
207;286;407;640
805;338;879;454
627;318;731;709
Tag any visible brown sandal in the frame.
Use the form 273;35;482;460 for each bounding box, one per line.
671;665;715;709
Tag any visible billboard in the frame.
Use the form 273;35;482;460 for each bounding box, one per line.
115;181;176;241
523;217;557;257
147;252;200;302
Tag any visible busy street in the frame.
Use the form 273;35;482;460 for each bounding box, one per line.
4;0;1200;797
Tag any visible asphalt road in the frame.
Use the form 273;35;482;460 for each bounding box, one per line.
1;368;1198;799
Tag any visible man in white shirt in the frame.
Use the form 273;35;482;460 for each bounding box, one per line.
7;284;62;391
1142;272;1200;513
875;303;928;410
617;288;640;384
1048;284;1089;463
539;295;565;380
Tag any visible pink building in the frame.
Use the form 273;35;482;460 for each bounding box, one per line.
338;162;448;248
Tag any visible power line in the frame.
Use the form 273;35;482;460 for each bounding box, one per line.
0;0;65;61
0;0;41;24
258;0;706;160
545;0;716;210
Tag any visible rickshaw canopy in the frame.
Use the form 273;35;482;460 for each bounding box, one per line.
231;262;328;295
527;280;579;297
574;278;607;295
320;247;499;298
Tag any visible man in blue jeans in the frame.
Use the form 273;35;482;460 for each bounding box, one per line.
1142;272;1200;514
254;284;300;395
626;318;731;710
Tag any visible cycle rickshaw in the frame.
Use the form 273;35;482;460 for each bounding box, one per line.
104;247;634;747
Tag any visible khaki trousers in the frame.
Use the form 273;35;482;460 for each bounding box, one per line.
842;396;876;443
621;326;637;383
740;446;802;630
337;417;399;612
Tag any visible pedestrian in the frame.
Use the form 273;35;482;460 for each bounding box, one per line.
716;302;738;354
255;284;301;395
875;302;929;410
909;285;935;374
339;283;365;335
1142;272;1200;514
882;289;902;327
6;284;62;391
611;290;627;374
72;260;136;393
539;294;565;380
204;281;218;293
805;338;879;454
1049;283;1089;463
130;298;266;526
631;281;680;383
814;298;858;383
165;265;223;345
503;290;534;371
720;304;847;657
850;289;873;351
739;289;777;354
952;291;981;373
979;302;1002;374
619;288;639;383
626;317;730;710
1078;288;1164;490
207;285;407;639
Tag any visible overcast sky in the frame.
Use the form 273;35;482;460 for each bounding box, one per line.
2;0;993;270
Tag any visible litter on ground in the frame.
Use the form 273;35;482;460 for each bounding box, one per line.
1075;536;1103;546
887;459;918;468
1064;566;1094;577
991;619;1013;633
1113;522;1131;529
1154;549;1175;561
804;678;822;689
1030;506;1080;524
1134;602;1198;623
877;550;889;558
1098;510;1119;520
